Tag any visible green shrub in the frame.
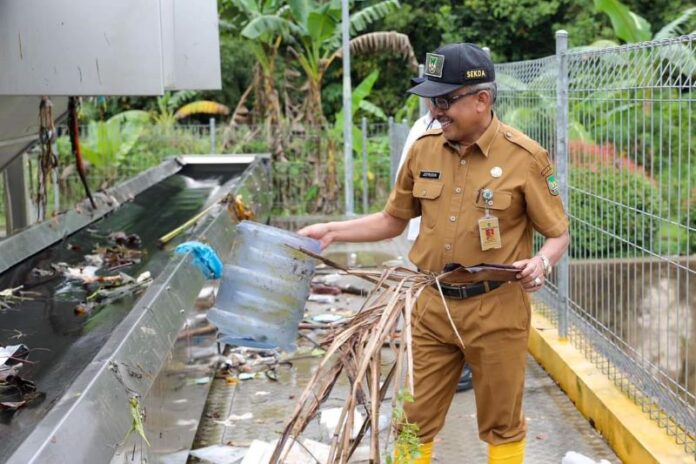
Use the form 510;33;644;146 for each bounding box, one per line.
570;166;661;258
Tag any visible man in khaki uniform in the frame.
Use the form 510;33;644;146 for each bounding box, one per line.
299;43;569;464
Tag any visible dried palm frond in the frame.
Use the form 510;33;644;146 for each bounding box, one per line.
270;249;455;464
330;32;419;72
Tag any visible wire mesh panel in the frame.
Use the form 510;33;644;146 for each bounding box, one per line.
20;123;217;219
499;35;696;455
496;55;558;155
565;35;696;452
266;122;396;215
496;56;563;323
354;122;393;214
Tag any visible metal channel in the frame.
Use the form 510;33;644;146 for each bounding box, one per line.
5;156;270;464
0;157;183;274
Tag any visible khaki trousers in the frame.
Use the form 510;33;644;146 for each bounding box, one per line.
403;281;530;444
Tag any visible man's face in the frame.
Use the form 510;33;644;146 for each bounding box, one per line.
431;87;488;143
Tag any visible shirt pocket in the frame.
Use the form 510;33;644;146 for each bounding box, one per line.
474;190;512;211
471;189;513;233
413;180;444;229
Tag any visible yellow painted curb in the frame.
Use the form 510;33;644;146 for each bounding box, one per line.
528;310;693;464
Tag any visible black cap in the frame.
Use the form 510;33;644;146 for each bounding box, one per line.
408;43;495;98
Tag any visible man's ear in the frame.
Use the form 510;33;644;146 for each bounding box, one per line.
476;90;491;111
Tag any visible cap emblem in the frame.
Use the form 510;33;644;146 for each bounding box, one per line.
425;53;445;78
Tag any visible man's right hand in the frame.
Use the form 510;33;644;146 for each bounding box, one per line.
298;223;333;250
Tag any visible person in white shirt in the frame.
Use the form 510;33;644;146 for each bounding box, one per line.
396;101;440;241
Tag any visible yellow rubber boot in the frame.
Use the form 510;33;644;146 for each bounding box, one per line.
393;441;433;464
488;439;525;464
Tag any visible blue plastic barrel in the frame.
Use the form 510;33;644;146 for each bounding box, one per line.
207;221;321;351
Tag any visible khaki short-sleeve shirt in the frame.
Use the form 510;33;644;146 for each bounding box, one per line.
384;114;568;273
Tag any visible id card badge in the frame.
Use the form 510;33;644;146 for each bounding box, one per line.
478;188;502;251
478;215;502;250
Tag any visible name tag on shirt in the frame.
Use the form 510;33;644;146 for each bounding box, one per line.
419;171;441;179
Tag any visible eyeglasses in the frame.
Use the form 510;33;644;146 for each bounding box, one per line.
430;89;482;110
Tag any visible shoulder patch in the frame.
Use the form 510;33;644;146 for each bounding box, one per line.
500;125;542;155
416;128;443;141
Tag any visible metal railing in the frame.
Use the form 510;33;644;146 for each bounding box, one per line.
497;32;696;454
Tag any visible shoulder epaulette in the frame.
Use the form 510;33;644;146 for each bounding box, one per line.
500;124;543;155
416;128;443;140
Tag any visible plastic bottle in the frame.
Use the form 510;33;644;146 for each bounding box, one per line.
208;220;320;351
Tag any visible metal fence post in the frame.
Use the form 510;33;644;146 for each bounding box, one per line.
209;117;216;154
341;0;354;216
388;116;395;188
555;30;570;338
361;117;368;214
3;154;31;234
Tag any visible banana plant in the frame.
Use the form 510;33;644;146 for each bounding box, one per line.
227;0;289;127
241;0;403;125
75;110;149;169
332;69;385;156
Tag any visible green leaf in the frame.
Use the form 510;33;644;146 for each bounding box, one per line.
288;0;309;28
128;396;151;447
568;121;593;143
351;125;363;155
241;15;290;40
108;110;150;125
350;0;400;35
499;107;536;133
359;100;387;121
594;0;652;43
237;0;261;15
654;43;696;81
307;11;337;44
333;70;380;134
654;7;696;40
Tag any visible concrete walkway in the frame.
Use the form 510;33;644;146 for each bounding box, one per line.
191;234;619;463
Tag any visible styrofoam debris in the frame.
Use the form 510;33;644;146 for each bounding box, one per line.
312;313;344;323
240;440;272;464
561;451;612;464
308;294;337;304
190;445;246;464
320;408;363;439
214;412;253;427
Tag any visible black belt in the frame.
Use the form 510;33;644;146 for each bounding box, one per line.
434;280;506;300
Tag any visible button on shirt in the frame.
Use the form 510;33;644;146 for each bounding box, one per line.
384;114;568;274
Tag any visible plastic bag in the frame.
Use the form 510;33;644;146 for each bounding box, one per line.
175;241;222;279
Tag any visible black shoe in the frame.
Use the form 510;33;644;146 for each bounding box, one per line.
456;364;473;392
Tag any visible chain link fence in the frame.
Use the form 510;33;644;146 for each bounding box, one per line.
497;33;696;454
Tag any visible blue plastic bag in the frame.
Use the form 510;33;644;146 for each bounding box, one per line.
175;241;223;279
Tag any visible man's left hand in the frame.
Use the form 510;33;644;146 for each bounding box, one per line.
512;256;545;293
